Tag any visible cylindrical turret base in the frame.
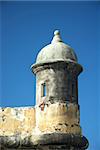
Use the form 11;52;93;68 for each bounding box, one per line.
0;133;89;150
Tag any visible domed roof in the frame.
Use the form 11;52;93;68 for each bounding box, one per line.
34;30;78;66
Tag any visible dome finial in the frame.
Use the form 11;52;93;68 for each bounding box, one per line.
51;29;62;43
54;30;60;35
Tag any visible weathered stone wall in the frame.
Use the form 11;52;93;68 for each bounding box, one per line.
0;107;36;136
0;102;81;136
0;104;88;149
36;102;81;135
36;62;78;105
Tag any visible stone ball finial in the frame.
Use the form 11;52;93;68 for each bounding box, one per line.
54;30;60;35
52;30;62;43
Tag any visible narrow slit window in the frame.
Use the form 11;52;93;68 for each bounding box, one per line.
72;81;77;103
72;83;74;100
67;78;71;102
41;83;46;97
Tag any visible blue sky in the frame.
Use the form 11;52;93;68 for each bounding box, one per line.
0;1;100;150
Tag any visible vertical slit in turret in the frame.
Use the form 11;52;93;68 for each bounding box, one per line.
41;83;46;97
70;81;72;103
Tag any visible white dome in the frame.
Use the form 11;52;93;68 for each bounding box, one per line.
35;30;77;65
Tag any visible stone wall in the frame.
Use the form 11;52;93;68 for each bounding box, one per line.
0;107;36;136
36;102;81;134
35;62;79;105
0;103;88;149
0;102;81;136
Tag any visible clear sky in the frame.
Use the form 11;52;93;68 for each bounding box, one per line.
0;1;100;150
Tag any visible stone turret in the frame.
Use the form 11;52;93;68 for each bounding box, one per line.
31;30;89;149
32;30;81;105
0;30;89;150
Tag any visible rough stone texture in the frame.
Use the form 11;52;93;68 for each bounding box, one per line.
0;102;80;136
33;62;82;105
0;133;88;149
36;102;81;134
0;103;88;149
0;107;36;136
